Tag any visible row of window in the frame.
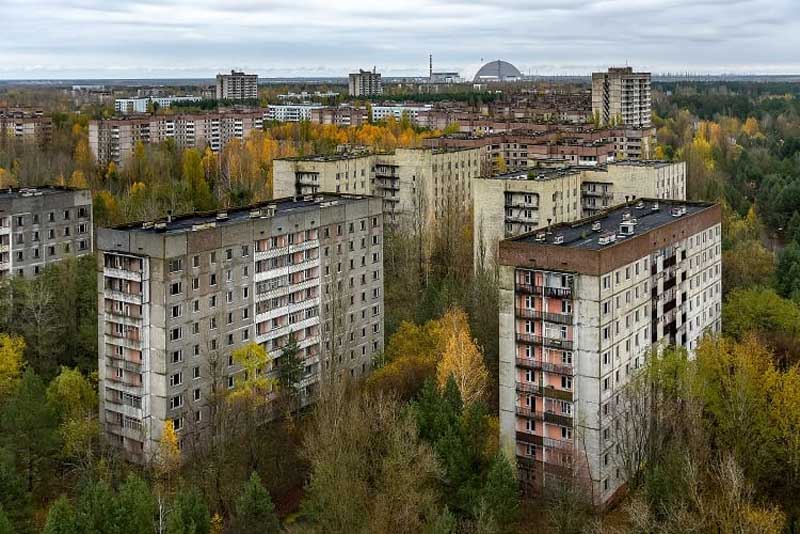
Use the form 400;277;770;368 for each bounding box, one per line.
12;206;89;228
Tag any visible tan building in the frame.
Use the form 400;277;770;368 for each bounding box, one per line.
88;111;264;165
98;193;385;462
0;108;52;146
592;67;652;128
348;69;383;97
215;70;259;100
473;161;686;267
273;147;482;226
497;200;721;505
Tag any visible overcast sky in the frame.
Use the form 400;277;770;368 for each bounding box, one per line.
1;0;797;79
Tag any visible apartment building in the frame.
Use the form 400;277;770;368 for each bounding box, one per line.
348;69;383;97
88;111;264;165
0;187;93;279
266;104;323;123
0;108;53;146
273;147;482;226
97;193;385;462
592;67;652;128
114;96;202;114
473;161;686;266
215;70;259;100
497;199;722;505
310;106;370;127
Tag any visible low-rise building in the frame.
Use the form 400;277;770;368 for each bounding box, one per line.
114;96;202;114
497;199;721;505
0;187;93;279
98;193;385;462
88;111;264;165
266;104;323;123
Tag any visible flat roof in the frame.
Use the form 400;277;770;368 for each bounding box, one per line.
484;167;583;181
0;186;86;199
510;199;714;250
114;193;373;235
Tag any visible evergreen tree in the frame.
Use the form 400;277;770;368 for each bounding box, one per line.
117;475;156;534
167;488;210;534
478;452;519;532
43;496;78;534
0;369;59;492
0;448;31;531
276;332;303;414
75;479;120;534
235;472;280;534
0;505;12;534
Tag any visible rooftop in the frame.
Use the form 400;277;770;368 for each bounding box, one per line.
509;199;714;250
0;186;86;199
114;193;373;235
484;167;583;181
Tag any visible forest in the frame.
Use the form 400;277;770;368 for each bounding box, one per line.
2;81;800;532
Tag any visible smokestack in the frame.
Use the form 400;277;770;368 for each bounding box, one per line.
429;54;433;78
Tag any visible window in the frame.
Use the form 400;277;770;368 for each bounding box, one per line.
169;372;183;387
170;395;183;409
561;376;572;390
192;255;200;268
225;248;233;261
241;245;249;257
193;388;201;401
171;350;183;363
193;366;200;379
210;273;217;286
170;327;182;341
170;282;182;296
171;305;182;318
169;258;183;272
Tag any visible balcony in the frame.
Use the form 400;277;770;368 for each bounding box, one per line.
516;357;574;376
516;308;573;325
515;382;574;402
517;284;572;298
515;333;574;351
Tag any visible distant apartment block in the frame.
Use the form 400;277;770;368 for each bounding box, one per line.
310;106;370;127
0;108;53;146
0;187;93;279
592;67;652;128
348;69;383;97
98;194;385;461
473;160;686;266
498;199;722;505
266;104;323;123
215;70;259;100
114;96;202;114
88;111;264;165
273;147;482;225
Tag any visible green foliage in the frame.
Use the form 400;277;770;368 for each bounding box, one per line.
0;448;31;533
777;242;800;301
117;475;156;534
76;479;120;534
0;505;12;534
723;288;800;342
478;452;519;531
43;496;78;534
235;472;280;534
167;487;211;534
0;369;59;492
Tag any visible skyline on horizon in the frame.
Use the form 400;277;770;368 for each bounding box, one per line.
2;0;798;80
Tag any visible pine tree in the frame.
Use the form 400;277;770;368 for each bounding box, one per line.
43;496;78;534
117;474;156;534
167;488;210;534
479;452;519;531
235;472;280;534
75;479;120;534
0;504;12;534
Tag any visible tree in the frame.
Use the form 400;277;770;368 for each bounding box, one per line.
75;478;121;534
777;242;800;301
436;309;489;405
235;472;280;534
117;474;156;534
275;333;303;416
0;505;11;534
167;488;210;534
0;334;25;399
478;452;519;531
722;239;774;293
182;149;215;211
43;496;78;534
0;368;59;492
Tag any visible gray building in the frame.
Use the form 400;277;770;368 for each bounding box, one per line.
215;70;259;100
348;69;383;97
0;187;93;279
592;67;652;128
97;193;385;461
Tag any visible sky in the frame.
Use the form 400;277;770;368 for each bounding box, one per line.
1;0;798;79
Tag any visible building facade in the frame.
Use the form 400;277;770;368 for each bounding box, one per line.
88;111;264;165
0;187;93;279
348;69;383;97
215;70;259;100
473;161;687;267
592;67;652;128
0;108;53;146
266;104;323;123
497;200;722;505
97;194;385;461
273;147;482;226
114;96;202;114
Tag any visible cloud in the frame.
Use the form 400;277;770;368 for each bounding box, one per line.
0;0;798;78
